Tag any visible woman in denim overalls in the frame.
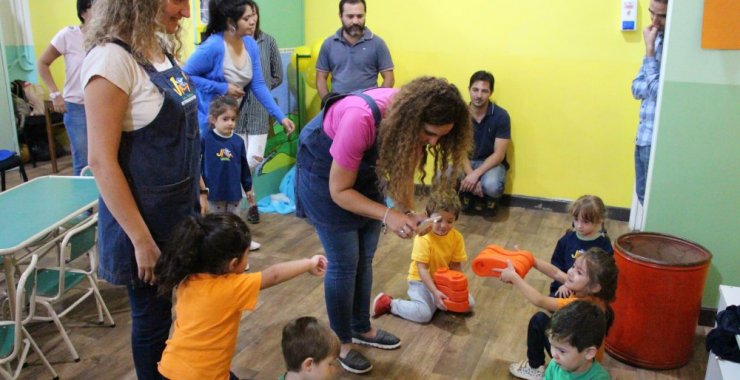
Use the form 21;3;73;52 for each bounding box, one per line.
83;1;196;378
295;77;472;373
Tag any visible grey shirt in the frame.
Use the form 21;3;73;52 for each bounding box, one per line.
316;27;394;94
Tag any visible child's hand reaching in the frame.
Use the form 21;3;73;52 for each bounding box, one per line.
554;284;572;298
308;255;328;276
433;289;448;310
494;260;520;284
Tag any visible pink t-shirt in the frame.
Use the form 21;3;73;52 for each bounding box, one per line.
324;87;398;171
51;26;86;104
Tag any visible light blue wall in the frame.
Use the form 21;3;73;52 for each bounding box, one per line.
4;45;37;83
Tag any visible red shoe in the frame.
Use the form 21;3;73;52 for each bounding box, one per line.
372;293;392;318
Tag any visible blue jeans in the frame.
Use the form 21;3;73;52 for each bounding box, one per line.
470;160;506;198
634;145;651;204
315;220;382;343
127;284;172;380
63;102;88;176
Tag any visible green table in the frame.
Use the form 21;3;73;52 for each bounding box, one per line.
0;176;99;309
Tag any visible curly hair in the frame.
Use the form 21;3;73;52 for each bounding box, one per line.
85;0;184;64
376;77;472;211
155;213;251;296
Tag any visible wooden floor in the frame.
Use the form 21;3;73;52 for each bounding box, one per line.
5;157;709;380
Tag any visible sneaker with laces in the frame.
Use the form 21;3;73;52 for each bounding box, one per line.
509;360;545;380
246;205;260;224
249;240;261;251
338;349;373;374
351;329;401;350
372;293;392;318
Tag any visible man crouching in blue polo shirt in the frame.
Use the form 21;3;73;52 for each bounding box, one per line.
459;70;511;216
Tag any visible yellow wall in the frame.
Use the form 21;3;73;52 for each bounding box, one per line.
306;0;655;208
30;0;197;91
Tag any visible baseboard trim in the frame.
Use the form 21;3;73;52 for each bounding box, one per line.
700;307;717;327
413;186;631;222
500;195;630;222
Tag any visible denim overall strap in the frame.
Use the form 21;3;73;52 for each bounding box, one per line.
97;39;200;286
294;91;384;231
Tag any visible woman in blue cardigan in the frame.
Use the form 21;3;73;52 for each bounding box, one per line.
184;0;294;136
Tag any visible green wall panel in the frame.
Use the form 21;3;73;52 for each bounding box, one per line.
258;0;304;48
645;81;740;307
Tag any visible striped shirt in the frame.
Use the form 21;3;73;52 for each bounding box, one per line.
237;32;283;135
631;32;664;147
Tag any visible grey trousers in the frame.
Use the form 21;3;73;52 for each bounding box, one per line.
390;280;475;323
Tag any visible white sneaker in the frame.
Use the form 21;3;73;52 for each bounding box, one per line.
249;240;261;251
509;360;544;380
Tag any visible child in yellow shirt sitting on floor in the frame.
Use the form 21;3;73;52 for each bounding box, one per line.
372;191;474;323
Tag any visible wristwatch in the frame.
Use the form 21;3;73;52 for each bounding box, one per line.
49;91;61;101
200;187;209;195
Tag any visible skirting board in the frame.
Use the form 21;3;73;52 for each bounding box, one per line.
700;307;717;327
413;187;630;222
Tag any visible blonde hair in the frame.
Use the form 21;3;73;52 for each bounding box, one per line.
376;77;472;211
569;195;606;224
85;0;184;64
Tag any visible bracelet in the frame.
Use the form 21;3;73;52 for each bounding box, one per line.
381;207;391;234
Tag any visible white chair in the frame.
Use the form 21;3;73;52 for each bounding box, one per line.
0;255;59;379
79;165;93;177
33;214;115;361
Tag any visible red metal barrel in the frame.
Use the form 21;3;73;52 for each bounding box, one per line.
606;232;711;369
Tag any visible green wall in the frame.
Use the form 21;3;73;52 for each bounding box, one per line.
258;0;304;48
644;0;740;307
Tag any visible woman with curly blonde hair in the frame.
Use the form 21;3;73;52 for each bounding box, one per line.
82;0;194;378
294;77;471;374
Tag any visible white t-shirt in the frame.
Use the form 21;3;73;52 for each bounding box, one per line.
50;26;86;104
81;43;173;131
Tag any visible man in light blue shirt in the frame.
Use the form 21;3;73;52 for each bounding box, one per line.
630;0;667;204
316;0;394;102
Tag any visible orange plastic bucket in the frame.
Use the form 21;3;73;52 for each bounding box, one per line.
472;245;534;278
605;232;711;369
434;268;470;313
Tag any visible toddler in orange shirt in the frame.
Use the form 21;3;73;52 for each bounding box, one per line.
155;213;327;380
